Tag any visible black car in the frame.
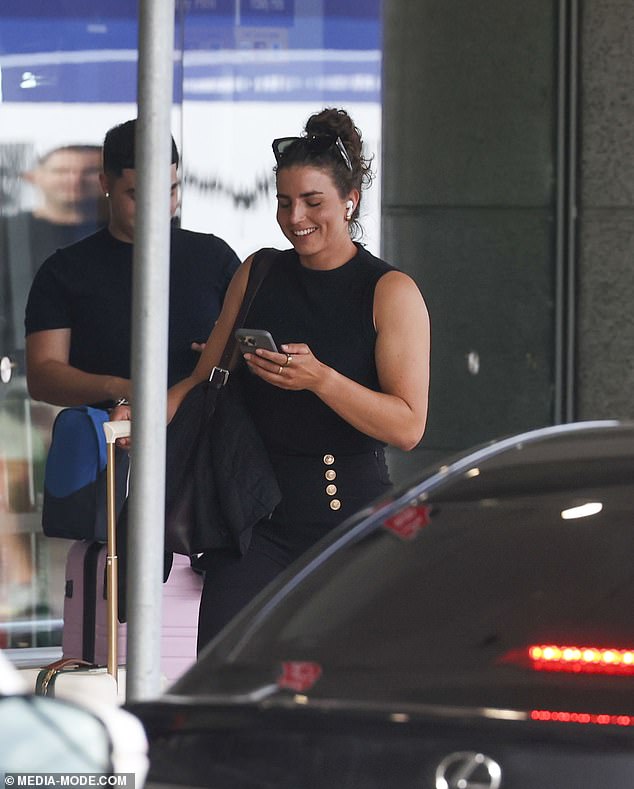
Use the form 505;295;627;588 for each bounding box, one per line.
130;420;634;789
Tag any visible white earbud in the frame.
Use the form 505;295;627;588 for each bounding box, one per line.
345;200;354;220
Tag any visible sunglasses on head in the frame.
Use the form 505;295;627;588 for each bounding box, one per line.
272;133;353;172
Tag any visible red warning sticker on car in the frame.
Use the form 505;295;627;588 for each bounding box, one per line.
278;661;323;692
383;504;431;540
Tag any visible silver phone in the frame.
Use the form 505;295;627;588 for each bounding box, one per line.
235;328;279;355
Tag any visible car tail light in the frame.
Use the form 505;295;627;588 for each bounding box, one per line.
531;710;634;726
528;644;634;675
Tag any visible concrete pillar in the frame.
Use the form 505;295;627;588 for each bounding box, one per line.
577;1;634;418
382;0;559;478
382;0;634;485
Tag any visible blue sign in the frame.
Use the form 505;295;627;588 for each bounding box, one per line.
177;0;235;16
1;0;137;16
241;0;294;28
0;0;380;102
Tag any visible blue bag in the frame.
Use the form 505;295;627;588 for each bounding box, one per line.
42;407;129;542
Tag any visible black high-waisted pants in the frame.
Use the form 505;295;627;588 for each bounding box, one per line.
196;448;391;652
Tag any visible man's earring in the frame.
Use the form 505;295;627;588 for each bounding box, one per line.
105;192;110;198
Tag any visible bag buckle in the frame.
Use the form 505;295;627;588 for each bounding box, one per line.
209;366;229;387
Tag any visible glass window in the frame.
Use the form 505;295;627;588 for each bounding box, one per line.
0;0;382;664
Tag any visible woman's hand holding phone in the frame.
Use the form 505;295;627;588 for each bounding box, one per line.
235;328;292;380
236;330;322;393
234;328;279;355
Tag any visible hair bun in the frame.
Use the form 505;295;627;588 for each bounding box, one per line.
306;107;362;163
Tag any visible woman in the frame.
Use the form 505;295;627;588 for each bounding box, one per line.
132;107;429;651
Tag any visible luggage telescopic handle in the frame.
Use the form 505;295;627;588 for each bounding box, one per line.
103;420;131;443
102;419;130;682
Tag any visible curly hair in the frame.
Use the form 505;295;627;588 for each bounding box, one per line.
274;107;374;239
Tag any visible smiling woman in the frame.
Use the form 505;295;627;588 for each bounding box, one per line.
271;112;369;258
115;107;431;652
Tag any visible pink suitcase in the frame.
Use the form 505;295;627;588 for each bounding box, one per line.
62;547;201;682
62;540;127;667
62;419;202;683
36;421;128;703
156;553;203;682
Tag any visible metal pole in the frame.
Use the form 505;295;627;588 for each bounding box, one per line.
126;0;176;702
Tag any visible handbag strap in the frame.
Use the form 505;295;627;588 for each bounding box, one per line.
212;247;279;383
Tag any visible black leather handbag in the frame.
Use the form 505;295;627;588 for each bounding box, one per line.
163;248;282;556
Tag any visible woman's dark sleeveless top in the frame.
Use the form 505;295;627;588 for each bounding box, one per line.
238;243;395;457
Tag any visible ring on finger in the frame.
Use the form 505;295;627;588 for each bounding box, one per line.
283;353;293;367
278;365;284;375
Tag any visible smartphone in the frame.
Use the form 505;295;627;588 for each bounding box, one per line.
235;328;279;355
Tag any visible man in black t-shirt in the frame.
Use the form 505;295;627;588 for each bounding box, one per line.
24;120;240;408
